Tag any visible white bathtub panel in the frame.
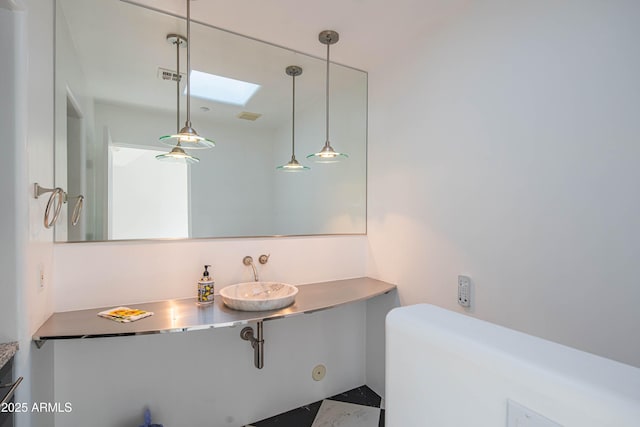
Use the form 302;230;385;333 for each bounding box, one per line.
386;304;640;427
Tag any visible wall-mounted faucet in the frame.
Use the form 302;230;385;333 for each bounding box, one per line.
243;254;270;282
243;256;258;281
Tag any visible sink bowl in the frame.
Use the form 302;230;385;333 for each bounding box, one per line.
219;282;298;311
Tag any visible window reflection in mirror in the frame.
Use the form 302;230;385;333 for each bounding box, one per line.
110;146;189;240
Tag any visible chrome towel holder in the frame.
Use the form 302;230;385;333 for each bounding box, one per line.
34;183;64;229
33;183;84;229
65;193;84;226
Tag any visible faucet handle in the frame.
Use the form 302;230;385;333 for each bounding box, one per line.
258;254;270;265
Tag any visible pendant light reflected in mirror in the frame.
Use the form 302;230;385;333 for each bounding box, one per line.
307;30;348;163
277;65;310;172
156;144;200;164
159;0;214;149
156;34;200;164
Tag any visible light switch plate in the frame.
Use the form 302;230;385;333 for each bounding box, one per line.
507;400;562;427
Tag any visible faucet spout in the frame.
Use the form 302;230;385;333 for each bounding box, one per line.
243;256;259;281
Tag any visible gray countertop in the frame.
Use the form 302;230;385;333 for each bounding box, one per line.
33;277;396;343
0;342;18;369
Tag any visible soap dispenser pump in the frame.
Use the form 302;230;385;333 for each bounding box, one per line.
197;265;214;305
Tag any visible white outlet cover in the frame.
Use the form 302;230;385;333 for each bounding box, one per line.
39;265;45;289
507;400;562;427
458;275;471;307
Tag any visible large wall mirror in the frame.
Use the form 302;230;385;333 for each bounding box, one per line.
54;0;367;242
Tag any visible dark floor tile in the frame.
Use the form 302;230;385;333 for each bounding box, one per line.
250;400;323;427
379;409;385;427
327;385;382;408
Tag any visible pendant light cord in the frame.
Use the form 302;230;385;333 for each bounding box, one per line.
176;37;181;133
325;42;330;145
185;0;191;128
292;72;296;157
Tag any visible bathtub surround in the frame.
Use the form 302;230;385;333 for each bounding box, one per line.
386;304;640;426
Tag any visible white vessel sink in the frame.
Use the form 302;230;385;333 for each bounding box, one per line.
219;282;298;311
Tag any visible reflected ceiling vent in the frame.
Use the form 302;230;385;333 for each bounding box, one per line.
237;111;262;121
157;67;184;82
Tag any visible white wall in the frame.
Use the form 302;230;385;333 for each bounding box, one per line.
24;0;57;338
367;0;640;367
365;290;398;398
188;120;276;238
272;65;367;236
1;1;58;426
0;0;23;345
53;236;366;311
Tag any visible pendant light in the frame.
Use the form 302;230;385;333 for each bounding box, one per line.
159;0;214;149
307;30;348;163
277;66;309;172
156;34;200;164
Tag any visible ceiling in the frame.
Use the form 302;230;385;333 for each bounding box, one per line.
60;0;366;128
129;0;471;71
58;0;469;130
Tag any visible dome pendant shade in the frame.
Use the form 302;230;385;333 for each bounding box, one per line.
155;145;200;164
308;30;348;163
277;154;310;171
160;123;215;149
277;65;309;172
308;141;348;163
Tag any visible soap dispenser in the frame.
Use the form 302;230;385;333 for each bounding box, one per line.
197;265;215;305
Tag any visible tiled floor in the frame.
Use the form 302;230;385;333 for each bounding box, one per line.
246;385;385;427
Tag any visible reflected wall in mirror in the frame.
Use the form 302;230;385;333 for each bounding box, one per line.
54;0;367;242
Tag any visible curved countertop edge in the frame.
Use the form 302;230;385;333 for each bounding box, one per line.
0;342;18;369
33;277;396;343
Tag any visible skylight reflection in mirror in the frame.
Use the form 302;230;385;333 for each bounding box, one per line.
187;70;261;106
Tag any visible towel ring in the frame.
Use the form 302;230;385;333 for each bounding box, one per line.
67;194;84;226
34;183;64;229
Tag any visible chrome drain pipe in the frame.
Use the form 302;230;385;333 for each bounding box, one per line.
241;321;264;369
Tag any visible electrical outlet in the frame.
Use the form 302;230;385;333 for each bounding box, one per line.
458;275;471;307
39;265;45;289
